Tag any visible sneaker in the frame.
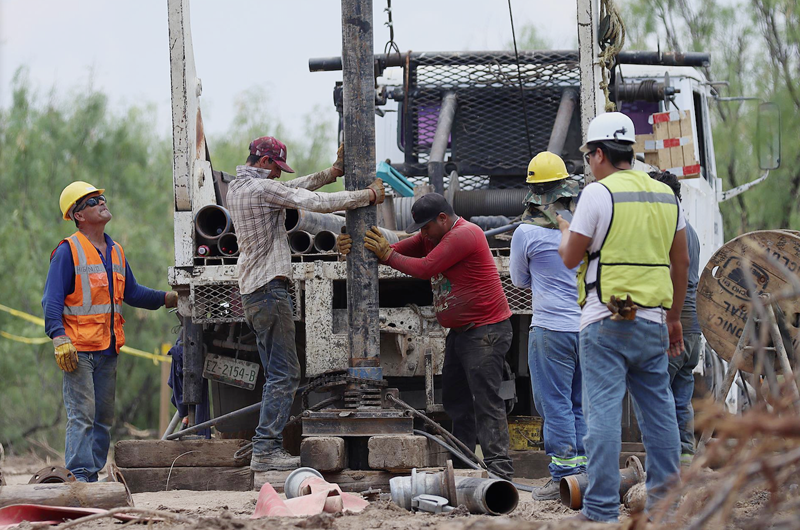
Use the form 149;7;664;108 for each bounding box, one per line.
531;479;560;501
250;448;300;472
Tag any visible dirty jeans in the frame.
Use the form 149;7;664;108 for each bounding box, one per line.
63;352;118;482
668;333;701;458
242;279;300;456
529;327;587;480
442;319;514;480
579;318;680;522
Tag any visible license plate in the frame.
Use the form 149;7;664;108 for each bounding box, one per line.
203;353;260;390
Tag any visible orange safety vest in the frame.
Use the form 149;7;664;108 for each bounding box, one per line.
60;231;126;353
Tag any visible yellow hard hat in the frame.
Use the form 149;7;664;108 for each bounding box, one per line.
526;151;569;184
59;181;105;220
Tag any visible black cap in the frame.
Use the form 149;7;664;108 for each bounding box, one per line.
405;193;453;233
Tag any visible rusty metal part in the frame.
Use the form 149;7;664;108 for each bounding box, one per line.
698;230;800;373
559;455;645;510
301;409;413;437
104;464;134;507
28;466;76;484
444;460;458;506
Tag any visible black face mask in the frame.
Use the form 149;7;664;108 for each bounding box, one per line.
528;180;560;195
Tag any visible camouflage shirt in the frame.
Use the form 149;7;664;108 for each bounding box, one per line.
521;177;582;229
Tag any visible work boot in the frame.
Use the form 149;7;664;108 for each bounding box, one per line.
250;448;300;472
531;479;560;501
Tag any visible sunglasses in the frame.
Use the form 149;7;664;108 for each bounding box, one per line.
74;195;107;214
583;150;597;164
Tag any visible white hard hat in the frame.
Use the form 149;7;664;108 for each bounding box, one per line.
580;112;637;152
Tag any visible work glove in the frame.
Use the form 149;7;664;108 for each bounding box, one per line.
337;229;352;256
53;335;78;372
332;144;345;177
367;178;385;205
606;294;638;321
364;226;393;261
165;291;178;308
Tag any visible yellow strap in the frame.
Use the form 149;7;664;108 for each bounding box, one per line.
0;303;171;364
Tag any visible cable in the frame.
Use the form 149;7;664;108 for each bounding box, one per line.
383;0;401;59
413;429;534;493
506;0;533;161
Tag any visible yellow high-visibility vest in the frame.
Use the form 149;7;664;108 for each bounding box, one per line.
576;170;679;309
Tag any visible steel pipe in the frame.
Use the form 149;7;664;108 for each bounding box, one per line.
559;456;645;510
217;232;239;256
452;189;528;219
427;92;457;194
194;204;232;241
161;411;182;440
547;88;578;155
285;209;346;235
616;50;711;67
483;222;523;237
313;230;339;253
342;0;381;380
181;318;205;406
166;402;261;440
288;231;316;254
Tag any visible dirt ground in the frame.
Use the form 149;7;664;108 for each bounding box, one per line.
1;455;777;530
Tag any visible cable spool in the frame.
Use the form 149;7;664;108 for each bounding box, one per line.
698;230;800;373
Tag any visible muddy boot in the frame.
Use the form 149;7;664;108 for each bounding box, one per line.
250;448;300;472
531;479;560;501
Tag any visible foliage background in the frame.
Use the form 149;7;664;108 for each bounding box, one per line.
1;0;798;456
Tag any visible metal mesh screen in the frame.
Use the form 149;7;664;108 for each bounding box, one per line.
399;51;581;190
192;281;302;323
500;274;532;314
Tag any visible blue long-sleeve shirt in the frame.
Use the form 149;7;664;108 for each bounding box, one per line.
42;233;166;354
509;224;582;333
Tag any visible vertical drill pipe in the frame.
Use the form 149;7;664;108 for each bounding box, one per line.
547;88;578;155
341;0;381;379
182;318;205;407
427;92;457;194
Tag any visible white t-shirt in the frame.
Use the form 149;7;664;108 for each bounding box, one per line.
569;180;686;330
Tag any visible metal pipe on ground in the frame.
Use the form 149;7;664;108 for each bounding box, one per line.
452;189;529;219
341;0;381;381
427;92;457;194
389;470;518;515
285;209;346;235
288;231;316;254
194;204;233;241
559;455;645;510
547;88;578;155
217;232;239;256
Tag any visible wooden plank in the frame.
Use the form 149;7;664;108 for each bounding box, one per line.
114;439;250;468
118;466;252;493
667;116;684;168
680;111;697;167
633;133;654;155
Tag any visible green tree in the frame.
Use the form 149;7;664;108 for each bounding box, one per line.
621;0;800;235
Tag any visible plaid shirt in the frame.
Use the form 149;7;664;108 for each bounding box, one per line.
227;165;371;295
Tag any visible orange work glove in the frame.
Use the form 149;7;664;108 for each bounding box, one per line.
53;335;78;372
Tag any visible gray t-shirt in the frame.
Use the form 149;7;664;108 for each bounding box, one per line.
681;222;701;334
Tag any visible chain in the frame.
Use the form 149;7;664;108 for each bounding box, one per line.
598;0;627;112
383;0;401;58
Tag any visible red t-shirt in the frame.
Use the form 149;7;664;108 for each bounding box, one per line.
386;217;512;329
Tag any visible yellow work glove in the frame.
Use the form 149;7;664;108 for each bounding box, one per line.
165;291;178;308
337;231;352;255
364;226;393;261
332;144;345;177
367;178;385;205
53;335;78;372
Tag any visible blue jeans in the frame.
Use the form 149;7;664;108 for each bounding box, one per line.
241;279;300;456
63;352;118;482
579;318;680;522
529;327;586;480
668;333;701;458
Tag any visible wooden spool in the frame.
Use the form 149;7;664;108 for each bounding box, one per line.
697;230;800;373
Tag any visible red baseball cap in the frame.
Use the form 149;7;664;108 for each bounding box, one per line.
249;136;295;173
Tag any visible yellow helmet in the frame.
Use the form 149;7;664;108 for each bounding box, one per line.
59;181;105;220
526;151;569;184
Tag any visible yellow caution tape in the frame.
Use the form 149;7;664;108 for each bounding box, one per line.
0;303;171;364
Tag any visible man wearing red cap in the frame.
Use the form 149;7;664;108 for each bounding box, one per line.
227;136;384;472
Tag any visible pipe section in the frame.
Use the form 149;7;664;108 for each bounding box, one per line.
547;88;578;155
559;456;645;510
427;92;457;194
377;227;400;245
313;230;339;253
452;189;528;219
390;469;518;515
288;231;316;254
217;232;239;256
616;50;711;67
285;209;346;235
195;204;232;241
